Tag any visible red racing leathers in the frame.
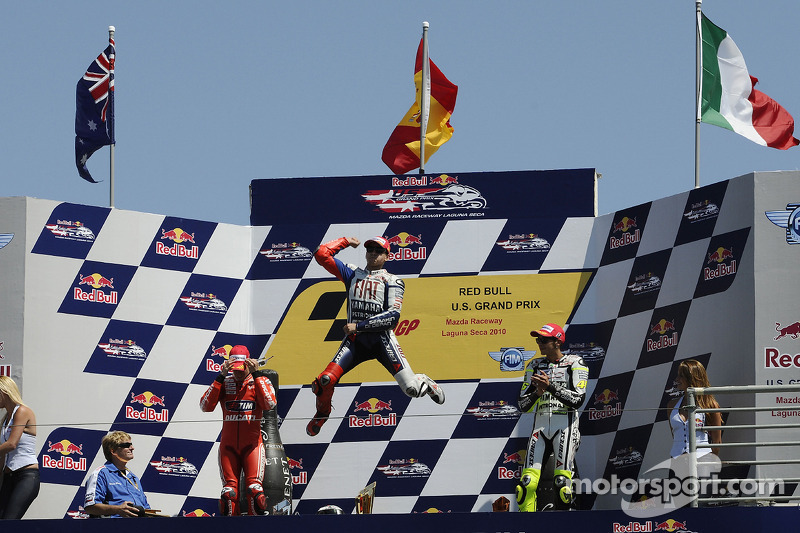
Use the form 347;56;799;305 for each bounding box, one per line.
200;370;277;515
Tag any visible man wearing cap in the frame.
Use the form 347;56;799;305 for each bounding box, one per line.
200;345;277;515
516;323;588;512
306;236;444;437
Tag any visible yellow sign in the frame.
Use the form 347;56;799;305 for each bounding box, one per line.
267;272;591;385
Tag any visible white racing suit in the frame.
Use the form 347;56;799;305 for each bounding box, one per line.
516;353;588;511
306;238;443;437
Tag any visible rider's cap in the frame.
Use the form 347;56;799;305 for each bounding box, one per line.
365;236;390;254
229;345;249;371
530;323;566;343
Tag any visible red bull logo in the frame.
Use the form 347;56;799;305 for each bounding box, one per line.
158;228;199;259
593;388;620;405
349;397;397;428
127;391;169;422
498;450;525;479
42;439;87;471
610;217;641;249
654;518;687;532
353;397;393;413
612;522;654;532
206;344;233;372
706;246;733;264
74;273;118;304
287;458;307;485
703;247;737;280
649;319;676;336
386;232;426;261
182;509;213;517
775;321;800;341
647;319;679;352
429;174;459;186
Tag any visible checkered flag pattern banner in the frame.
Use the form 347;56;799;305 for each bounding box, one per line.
2;169;799;518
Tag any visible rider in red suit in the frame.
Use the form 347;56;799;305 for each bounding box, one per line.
200;345;277;515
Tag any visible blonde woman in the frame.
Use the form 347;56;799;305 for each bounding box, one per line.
0;376;39;519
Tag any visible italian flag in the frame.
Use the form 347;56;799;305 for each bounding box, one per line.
382;38;458;175
700;13;798;149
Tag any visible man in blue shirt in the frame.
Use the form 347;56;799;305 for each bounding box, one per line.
83;431;150;517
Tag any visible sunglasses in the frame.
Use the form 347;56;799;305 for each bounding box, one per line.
116;442;133;449
366;247;386;254
535;337;555;344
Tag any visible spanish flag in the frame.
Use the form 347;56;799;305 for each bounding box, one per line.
382;38;458;175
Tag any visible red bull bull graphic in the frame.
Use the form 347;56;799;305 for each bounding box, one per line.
349;397;397;428
42;439;87;471
386;232;427;261
498;450;525;479
182;509;213;517
704;246;737;280
653;518;688;531
428;174;459;187
287;457;307;485
610;216;640;249
647;319;679;352
588;389;623;421
73;273;118;304
157;227;199;259
206;344;232;372
127;391;169;422
775;321;800;340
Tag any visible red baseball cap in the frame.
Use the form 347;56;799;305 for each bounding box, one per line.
530;323;566;343
229;345;250;371
365;236;391;254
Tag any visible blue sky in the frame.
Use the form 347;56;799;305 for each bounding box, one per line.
3;1;799;226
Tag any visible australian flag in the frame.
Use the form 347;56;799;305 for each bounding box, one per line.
75;37;115;183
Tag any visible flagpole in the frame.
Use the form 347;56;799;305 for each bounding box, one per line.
694;1;702;189
108;25;116;208
419;21;430;175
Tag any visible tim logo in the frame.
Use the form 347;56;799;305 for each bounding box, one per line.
765;203;800;244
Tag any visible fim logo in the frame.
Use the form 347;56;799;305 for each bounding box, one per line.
350;397;396;428
43;439;86;471
488;347;536;371
765;203;800;244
